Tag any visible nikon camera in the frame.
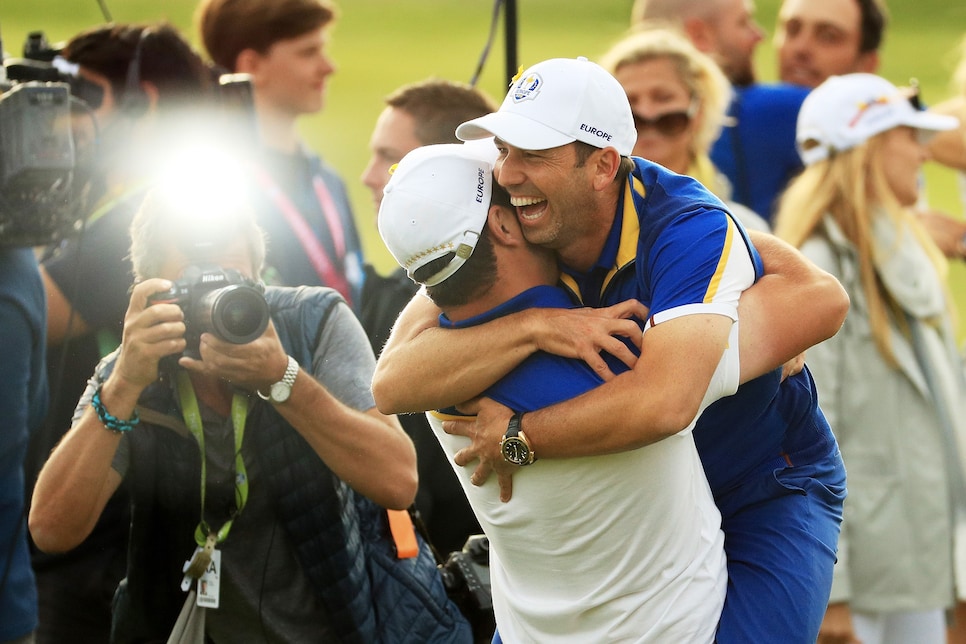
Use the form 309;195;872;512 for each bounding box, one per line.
147;265;269;359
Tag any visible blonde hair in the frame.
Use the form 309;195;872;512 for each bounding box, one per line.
599;27;731;161
774;133;949;366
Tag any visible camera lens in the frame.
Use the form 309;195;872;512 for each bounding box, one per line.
197;284;269;344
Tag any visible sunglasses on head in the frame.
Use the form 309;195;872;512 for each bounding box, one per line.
632;98;699;138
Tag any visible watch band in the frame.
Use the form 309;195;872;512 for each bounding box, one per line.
257;355;299;402
506;412;523;439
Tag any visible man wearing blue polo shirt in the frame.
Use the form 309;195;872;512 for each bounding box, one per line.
374;57;848;643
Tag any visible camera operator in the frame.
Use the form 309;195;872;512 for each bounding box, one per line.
27;22;215;644
28;189;428;642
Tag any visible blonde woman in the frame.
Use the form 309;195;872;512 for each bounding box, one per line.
774;73;963;644
600;26;770;231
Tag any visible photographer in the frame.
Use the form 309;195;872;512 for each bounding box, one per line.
27;22;215;643
27;189;445;642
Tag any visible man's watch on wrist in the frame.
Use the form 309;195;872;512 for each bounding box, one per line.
257;355;299;404
500;412;536;466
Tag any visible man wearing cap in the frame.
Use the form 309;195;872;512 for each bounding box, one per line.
374;56;849;643
379;141;735;642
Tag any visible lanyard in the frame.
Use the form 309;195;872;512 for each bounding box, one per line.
252;166;353;305
176;371;250;547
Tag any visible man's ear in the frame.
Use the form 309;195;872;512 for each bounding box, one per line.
486;205;524;246
683;17;714;53
591;147;622;192
855;51;880;74
142;82;160;112
234;49;262;76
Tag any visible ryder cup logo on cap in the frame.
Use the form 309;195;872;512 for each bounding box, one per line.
797;72;959;166
512;73;542;102
378;143;494;287
456;57;636;156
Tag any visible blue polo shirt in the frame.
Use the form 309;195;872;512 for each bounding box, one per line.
439;286;618;412
710;82;810;222
560;157;836;498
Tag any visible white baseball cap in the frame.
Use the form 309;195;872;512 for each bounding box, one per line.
456;56;637;156
797;73;959;166
378;142;497;286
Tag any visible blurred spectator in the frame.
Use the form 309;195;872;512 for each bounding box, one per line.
359;78;496;555
929;38;966;644
196;0;365;303
599;27;770;231
631;0;809;222
30;22;214;644
927;36;966;209
0;248;47;644
773;73;963;644
361;78;498;213
774;0;887;89
774;0;966;260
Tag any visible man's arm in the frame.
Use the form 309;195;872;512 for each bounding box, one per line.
187;304;418;511
928;96;966;171
447;231;850;499
737;231;849;381
30;278;182;553
372;290;647;413
41;265;91;345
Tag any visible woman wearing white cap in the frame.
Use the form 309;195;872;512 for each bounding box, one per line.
774;72;963;644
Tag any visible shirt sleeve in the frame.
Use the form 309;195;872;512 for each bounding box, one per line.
310;300;378;412
644;208;756;328
42;205;136;330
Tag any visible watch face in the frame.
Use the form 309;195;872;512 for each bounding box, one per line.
270;382;291;403
502;437;531;465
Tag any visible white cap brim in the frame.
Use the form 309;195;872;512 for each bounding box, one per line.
457;111;575;151
905;110;960;135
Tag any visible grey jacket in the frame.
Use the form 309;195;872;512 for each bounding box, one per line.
802;215;966;613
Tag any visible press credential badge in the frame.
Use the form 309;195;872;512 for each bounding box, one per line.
196;549;221;608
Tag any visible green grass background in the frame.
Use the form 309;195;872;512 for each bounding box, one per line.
5;0;966;324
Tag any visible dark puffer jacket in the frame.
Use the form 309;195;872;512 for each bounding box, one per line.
107;285;470;643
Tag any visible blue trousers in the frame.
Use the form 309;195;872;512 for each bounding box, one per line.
714;446;847;643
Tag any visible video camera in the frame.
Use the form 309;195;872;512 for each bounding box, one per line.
0;29;257;249
0;31;84;248
147;264;269;359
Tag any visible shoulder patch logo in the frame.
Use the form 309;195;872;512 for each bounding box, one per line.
511;73;543;103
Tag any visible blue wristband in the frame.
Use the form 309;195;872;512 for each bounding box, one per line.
91;384;139;433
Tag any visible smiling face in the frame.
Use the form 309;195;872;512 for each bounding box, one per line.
614;57;696;174
493;140;610;270
775;0;877;88
245;26;334;118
